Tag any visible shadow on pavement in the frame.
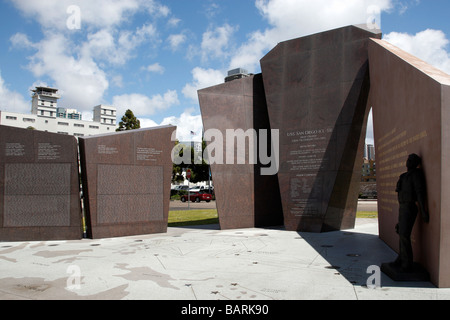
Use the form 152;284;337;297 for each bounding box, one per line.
298;227;436;289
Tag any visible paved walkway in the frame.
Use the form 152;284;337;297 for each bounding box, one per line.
0;219;449;300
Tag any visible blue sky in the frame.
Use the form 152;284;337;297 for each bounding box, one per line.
0;0;449;142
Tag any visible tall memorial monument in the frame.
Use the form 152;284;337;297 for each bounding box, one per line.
261;25;382;232
199;74;284;229
79;126;176;239
0;126;82;241
369;38;450;288
199;25;382;232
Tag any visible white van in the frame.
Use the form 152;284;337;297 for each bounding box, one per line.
189;186;214;193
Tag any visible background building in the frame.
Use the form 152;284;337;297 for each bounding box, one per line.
364;143;375;160
361;159;376;182
360;143;377;198
0;86;117;137
57;108;82;120
362;143;376;182
93;105;117;126
225;68;251;82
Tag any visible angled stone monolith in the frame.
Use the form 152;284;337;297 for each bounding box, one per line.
369;38;450;288
260;25;382;232
199;74;284;230
0;125;82;241
79;126;176;239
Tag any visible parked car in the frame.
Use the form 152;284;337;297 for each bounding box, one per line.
180;192;212;203
189;186;204;193
189;186;214;193
171;185;190;197
172;185;189;191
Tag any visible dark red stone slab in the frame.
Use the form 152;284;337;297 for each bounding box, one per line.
199;74;283;230
260;25;382;232
369;38;450;288
79;126;176;239
0;125;82;241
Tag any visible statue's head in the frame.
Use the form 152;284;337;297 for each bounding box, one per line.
407;153;422;171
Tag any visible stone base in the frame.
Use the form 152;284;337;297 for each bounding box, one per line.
381;262;430;282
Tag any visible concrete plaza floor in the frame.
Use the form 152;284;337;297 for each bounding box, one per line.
0;218;449;300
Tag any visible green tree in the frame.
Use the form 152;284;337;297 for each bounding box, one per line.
190;139;210;183
171;139;211;184
172;140;186;183
116;109;141;132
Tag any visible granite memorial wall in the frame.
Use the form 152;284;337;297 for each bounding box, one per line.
199;74;284;229
199;25;382;233
79;126;176;239
261;25;382;232
0;125;82;241
369;38;450;288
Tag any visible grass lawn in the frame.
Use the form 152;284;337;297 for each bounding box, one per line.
356;211;378;219
168;209;219;227
169;209;378;227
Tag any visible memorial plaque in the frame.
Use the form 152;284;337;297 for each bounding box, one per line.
0;125;82;241
96;165;163;224
260;25;382;232
199;74;284;229
369;38;450;288
4;163;71;195
79;125;175;239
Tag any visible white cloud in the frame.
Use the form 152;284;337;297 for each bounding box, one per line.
168;17;181;28
160;110;204;142
81;24;158;66
9;32;34;49
137;110;203;142
111;75;124;88
167;33;187;51
395;0;421;15
139;117;159;128
118;24;158;50
18;32;109;111
185;23;237;64
182;67;225;102
10;0;164;31
112;90;179;118
230;0;393;72
142;63;165;74
201;24;237;62
384;29;450;74
203;2;221;20
9;1;166;113
255;0;391;35
156;4;171;18
0;72;30;113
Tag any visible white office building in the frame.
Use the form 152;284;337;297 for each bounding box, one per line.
0;86;118;137
364;144;376;160
31;86;60;118
57;107;82;120
93;105;117;126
